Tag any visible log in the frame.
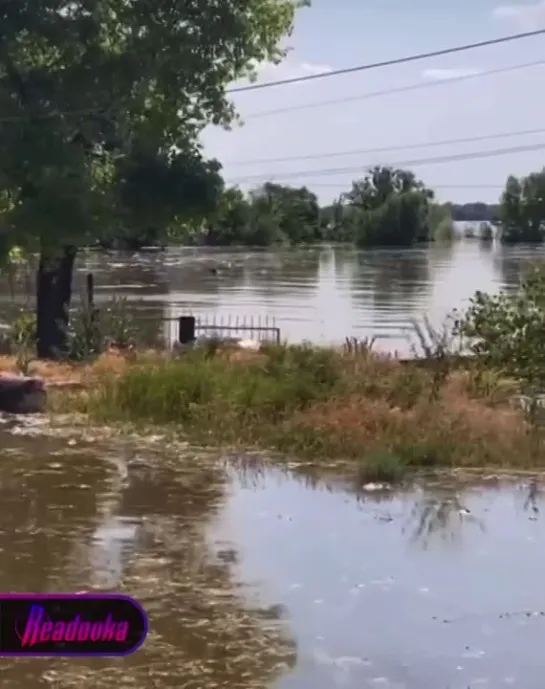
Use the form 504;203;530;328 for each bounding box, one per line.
0;375;46;414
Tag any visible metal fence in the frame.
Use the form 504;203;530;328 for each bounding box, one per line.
162;312;281;346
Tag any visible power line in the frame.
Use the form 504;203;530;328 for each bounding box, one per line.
4;55;528;127
240;60;545;120
298;182;503;189
227;28;545;93
228;141;545;183
225;126;545;167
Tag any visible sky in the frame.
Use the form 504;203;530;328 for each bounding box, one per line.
200;0;545;204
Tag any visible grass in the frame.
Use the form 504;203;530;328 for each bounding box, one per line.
26;337;543;479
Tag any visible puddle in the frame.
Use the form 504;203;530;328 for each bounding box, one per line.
212;466;545;688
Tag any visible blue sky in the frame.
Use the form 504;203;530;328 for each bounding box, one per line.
201;0;545;204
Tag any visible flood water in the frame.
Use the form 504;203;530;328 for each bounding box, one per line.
0;237;543;355
1;418;545;688
2;236;545;686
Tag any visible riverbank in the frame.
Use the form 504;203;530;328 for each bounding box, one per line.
8;341;541;482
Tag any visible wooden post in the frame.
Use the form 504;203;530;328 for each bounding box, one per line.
178;316;196;344
86;273;94;308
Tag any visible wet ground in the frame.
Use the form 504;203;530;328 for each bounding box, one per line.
0;415;544;688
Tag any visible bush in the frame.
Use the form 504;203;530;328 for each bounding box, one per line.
455;262;545;392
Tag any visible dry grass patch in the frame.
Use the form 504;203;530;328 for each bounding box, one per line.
39;343;545;472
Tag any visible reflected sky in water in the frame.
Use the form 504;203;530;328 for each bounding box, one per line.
1;240;545;354
213;467;545;688
1;414;545;687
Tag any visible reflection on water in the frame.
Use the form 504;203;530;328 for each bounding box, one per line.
2;242;545;353
215;466;545;689
1;417;545;687
0;424;295;689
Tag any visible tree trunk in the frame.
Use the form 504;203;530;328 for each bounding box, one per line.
36;246;77;359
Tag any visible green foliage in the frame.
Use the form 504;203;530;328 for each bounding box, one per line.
3;295;147;364
9;310;37;374
67;295;152;359
334;167;434;247
90;343;342;425
0;0;303;255
199;183;323;246
500;171;545;244
358;449;408;484
82;341;539;469
9;310;37;347
428;204;455;241
456;262;545;391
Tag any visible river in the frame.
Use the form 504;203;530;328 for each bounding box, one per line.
1;418;544;688
0;237;542;355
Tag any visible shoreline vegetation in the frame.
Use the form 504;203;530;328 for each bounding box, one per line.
0;336;536;483
3;258;545;484
0;310;543;485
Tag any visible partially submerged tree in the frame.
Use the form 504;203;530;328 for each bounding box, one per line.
500;170;545;244
336;167;434;247
0;0;303;357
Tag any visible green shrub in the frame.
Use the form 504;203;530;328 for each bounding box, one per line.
456;262;545;393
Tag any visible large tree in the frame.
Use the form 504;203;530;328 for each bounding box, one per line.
336;167;434;247
500;170;545;244
200;182;322;246
0;0;303;357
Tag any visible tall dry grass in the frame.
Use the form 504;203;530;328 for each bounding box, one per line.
40;339;542;479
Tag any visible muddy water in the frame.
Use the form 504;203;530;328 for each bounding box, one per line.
2;241;545;355
1;418;544;688
0;419;294;688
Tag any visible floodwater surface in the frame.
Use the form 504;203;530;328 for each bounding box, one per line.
0;419;294;688
215;467;545;688
0;417;544;687
1;238;544;355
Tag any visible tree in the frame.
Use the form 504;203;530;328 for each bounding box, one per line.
337;167;433;247
428;203;455;241
249;183;322;244
500;170;545;244
114;146;224;245
447;202;499;223
203;187;251;246
201;182;322;246
0;0;303;357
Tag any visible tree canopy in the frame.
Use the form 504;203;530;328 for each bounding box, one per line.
332;167;434;247
500;170;545;243
0;0;304;355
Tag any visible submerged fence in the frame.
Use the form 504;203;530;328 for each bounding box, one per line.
162;312;281;346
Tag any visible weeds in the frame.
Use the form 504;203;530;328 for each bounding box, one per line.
409;316;462;401
358;449;408;485
9;310;36;375
64;340;543;473
0;295;155;371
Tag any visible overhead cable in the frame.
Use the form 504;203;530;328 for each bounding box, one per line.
227;29;545;93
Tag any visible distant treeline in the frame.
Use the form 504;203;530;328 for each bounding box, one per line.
101;166;545;250
444;202;500;223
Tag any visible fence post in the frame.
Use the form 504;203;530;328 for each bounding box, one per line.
86;273;94;309
178;316;196;344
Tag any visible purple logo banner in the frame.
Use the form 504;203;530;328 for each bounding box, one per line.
0;594;147;656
